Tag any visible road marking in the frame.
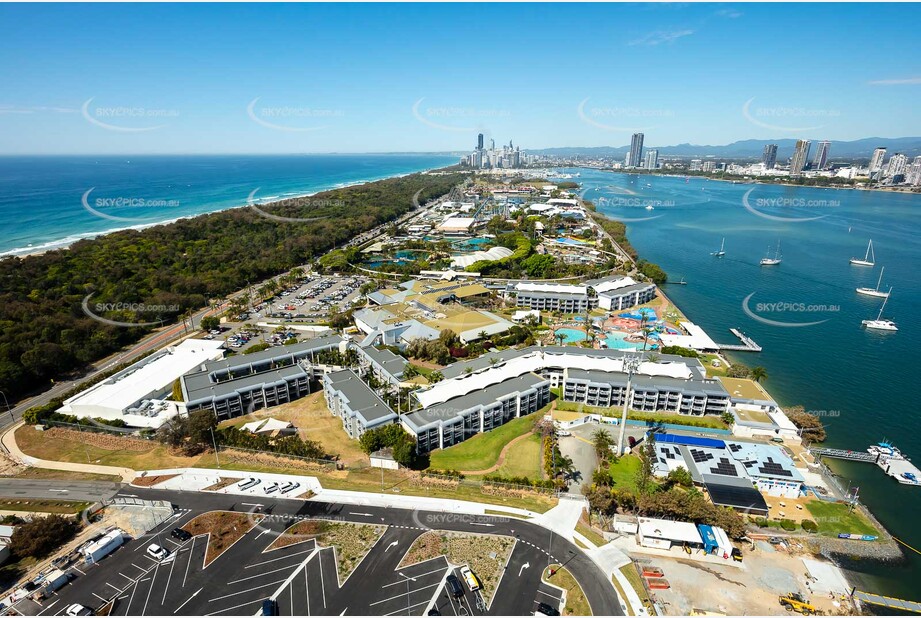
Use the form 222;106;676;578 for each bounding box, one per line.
117;572;134;581
204;598;263;616
348;512;373;517
304;561;311;616
370;583;440;606
381;566;447;587
48;489;68;493
182;536;197;588
92;592;108;602
36;600;59;616
207;579;286;603
245;547;314;569
470;523;494;527
141;561;160;616
519;561;531;576
162;546;178;605
228;564;300;586
384;599;432;615
384;540;399;552
105;581;121;590
537;588;560;600
71;566;86;576
319;552;328;609
175;587;202;613
124;580;139;615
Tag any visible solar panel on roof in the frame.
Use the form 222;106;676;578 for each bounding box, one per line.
710;458;739;477
690;449;714;463
705;480;769;514
759;459;793;477
728;443;742;452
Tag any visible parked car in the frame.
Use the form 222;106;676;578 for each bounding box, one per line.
147;544;169;561
171;528;192;542
535;602;560;616
460;566;480;592
65;604;92;616
262;599;278;616
446;574;464;598
264;482;279;494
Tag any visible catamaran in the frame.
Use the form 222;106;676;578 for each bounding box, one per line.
861;290;898;331
856;266;890;298
711;237;725;257
850;239;875;266
760;240;782;266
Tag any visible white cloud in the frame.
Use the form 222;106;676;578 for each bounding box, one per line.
867;77;921;86
715;8;743;18
628;29;695;46
0;105;78;115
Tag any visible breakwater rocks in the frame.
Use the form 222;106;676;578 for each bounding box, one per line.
808;536;904;563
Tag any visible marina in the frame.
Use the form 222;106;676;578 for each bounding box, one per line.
718;328;763;352
811;442;921;486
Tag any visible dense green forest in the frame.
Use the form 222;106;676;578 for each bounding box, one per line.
0;172;466;402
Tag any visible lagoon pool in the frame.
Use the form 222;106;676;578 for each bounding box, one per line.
555;328;587;344
556;237;587;246
603;331;639;350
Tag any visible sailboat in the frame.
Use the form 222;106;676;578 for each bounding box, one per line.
760;240;782;266
711;238;725;257
856;267;891;298
850;240;875;266
861;290;898;331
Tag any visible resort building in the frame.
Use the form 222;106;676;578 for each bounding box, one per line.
506;276;655;314
181;336;344;420
355;344;407;386
57;338;225;429
402;372;551;453
323;369;398;439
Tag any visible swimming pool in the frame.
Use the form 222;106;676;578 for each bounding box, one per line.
555;328;587;344
603;331;639;350
555;237;587;246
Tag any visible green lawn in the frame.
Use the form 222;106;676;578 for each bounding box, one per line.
805;501;880;537
608;455;643;492
493;434;543;479
428;413;537;472
554;401;728;430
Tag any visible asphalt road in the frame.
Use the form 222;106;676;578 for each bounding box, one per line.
23;486;623;616
0;479;123;503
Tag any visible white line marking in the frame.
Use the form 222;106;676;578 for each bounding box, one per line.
141;562;160;615
175;587;202;613
162;546;178;605
207;579;286;603
304;562;311;616
228;564;300;586
105;581;121;590
319;552;327;609
381;566;447;587
71;566;86;576
117;572;134;581
204;598;263;616
92;592;108;602
36;600;59;616
370;583;440;606
245;547;314;569
384;599;431;615
182;536;197;588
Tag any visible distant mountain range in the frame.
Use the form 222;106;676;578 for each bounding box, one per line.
529;137;921;160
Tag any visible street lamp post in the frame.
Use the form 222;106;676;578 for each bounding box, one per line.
0;391;12;423
616;353;642;457
398;572;416;615
209;427;220;467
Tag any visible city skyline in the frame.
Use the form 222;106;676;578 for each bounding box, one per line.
0;3;919;155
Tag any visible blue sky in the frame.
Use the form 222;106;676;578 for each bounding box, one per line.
1;3;918;154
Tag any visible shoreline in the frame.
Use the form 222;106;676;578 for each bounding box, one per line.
0;160;454;260
582;166;921;195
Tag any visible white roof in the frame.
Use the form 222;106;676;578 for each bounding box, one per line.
548;198;580;206
438;216;475;230
768;409;799;431
451;246;513;268
658;320;720;351
514;281;587;295
512;309;541;321
242;418;294;433
63;339;224;412
592;276;638;294
638;517;702;544
528;204;556;213
414;349;695;408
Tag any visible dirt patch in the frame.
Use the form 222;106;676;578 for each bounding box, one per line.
398;530;515;604
268;519;385;583
182;511;264;567
44;427;152;452
132;474;178;487
220;448;335;474
202;477;239;492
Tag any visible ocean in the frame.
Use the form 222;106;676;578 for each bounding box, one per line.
0;154;456;256
575;167;920;599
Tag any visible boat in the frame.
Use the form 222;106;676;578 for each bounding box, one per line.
837;533;879;541
861;291;898;331
759;240;782;266
850;239;875;266
867;441;905;460
645;205;654;210
711;238;725;257
856;267;890;298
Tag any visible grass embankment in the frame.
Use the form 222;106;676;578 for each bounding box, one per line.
554;401;729;430
804;501;879;537
400;531;515;604
575;521;608;547
493;433;543;478
269;519;385;583
428;413;537;472
544;564;592;616
608;455;643;493
0;499;91;515
618;564;653;615
182;511;263;567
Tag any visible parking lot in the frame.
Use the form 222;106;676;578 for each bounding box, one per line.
16;491;580;617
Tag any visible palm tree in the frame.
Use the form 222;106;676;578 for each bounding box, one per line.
750;366;768;383
591;429;614;460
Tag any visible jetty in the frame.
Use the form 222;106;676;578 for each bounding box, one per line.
811;445;921;486
718;328;763;352
854;590;921;614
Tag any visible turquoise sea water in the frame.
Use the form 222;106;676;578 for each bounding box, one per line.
576;167;921;598
0;154;456;256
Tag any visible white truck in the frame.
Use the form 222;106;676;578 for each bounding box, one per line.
83;528;125;564
32;569;70;600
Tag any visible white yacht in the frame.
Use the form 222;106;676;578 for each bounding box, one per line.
759;240;782;266
711;237;725;257
850;239;875;266
861;291;898;331
856;267;890;298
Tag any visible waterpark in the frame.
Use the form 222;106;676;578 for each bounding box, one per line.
551;305;684;351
